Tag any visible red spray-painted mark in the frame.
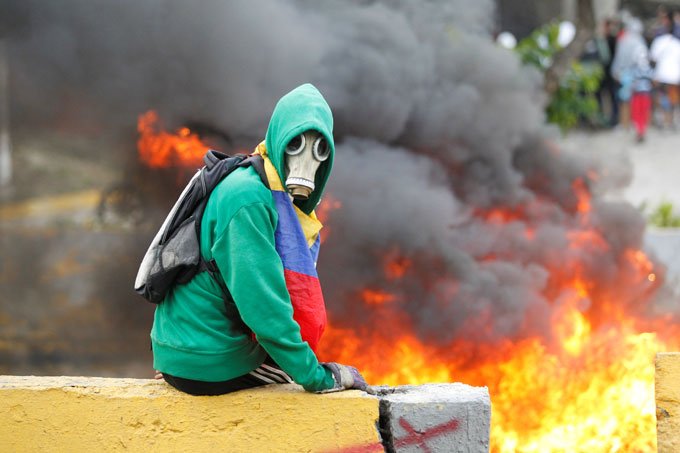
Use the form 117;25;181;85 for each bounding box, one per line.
332;443;384;453
395;417;461;452
333;416;461;453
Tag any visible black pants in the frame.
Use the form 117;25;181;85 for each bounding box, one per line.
161;356;293;396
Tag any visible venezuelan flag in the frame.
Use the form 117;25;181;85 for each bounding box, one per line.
260;147;327;352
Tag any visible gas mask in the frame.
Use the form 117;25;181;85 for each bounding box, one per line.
284;130;330;200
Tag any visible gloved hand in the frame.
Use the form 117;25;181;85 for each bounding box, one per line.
321;362;373;393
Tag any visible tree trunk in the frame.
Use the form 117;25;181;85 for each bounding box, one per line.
544;0;596;95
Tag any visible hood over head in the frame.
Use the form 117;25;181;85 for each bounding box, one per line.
265;83;335;214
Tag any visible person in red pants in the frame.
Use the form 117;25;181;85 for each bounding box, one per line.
630;51;654;142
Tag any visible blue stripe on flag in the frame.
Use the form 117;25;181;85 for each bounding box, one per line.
310;234;320;266
272;191;318;277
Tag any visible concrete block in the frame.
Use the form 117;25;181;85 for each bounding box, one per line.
656;352;680;453
378;383;491;453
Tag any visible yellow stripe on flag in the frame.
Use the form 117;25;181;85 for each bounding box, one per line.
254;142;322;246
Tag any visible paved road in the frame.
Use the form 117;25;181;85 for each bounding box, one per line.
559;127;680;209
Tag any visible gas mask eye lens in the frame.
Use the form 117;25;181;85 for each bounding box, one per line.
312;137;330;162
285;134;305;156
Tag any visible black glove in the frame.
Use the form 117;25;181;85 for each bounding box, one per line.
321;362;371;393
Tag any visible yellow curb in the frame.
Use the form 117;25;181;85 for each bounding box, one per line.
656;352;680;453
0;376;380;453
0;189;101;221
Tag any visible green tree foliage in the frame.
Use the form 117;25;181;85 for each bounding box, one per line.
648;201;680;228
515;22;603;131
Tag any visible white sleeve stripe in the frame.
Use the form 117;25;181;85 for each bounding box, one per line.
260;364;293;382
256;367;292;383
248;370;277;384
253;368;284;382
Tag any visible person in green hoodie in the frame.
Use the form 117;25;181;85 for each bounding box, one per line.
151;83;370;395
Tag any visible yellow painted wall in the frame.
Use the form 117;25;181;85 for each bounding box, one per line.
0;376;381;453
656;352;680;453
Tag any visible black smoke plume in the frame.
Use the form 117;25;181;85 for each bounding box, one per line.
2;0;674;374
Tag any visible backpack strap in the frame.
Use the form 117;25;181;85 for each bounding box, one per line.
203;149;235;169
239;154;270;189
199;258;251;335
197;152;268;336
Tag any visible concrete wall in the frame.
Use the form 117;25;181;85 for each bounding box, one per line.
0;376;492;453
657;352;680;453
0;376;380;453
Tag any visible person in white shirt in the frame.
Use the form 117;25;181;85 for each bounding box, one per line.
650;11;680;128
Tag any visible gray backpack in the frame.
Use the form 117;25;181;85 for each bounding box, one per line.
134;150;268;305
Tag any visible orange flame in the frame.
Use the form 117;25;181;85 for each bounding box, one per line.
316;194;343;244
320;298;675;452
572;177;591;215
385;257;411;280
316;179;678;452
137;110;209;168
361;289;396;306
316;194;343;224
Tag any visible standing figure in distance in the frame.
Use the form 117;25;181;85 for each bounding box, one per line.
612;18;648;131
629;49;654;142
650;11;680;129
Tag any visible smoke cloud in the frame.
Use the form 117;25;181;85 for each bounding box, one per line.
4;0;673;367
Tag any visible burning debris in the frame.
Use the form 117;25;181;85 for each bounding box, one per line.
6;0;680;451
137;111;209;169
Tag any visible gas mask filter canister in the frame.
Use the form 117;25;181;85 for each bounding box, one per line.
284;130;330;200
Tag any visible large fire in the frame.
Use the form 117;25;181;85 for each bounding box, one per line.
137;110;208;168
138;111;679;452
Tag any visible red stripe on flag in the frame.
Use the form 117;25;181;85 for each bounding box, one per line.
284;269;327;351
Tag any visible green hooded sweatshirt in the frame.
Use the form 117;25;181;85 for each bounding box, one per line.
151;84;336;392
